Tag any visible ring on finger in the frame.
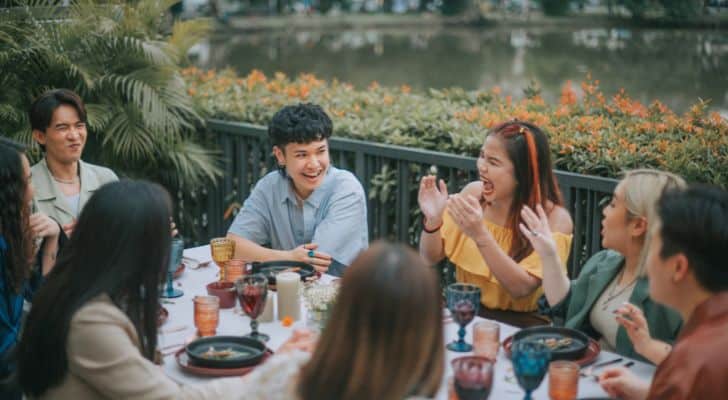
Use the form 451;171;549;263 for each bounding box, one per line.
307;250;315;258
530;230;539;237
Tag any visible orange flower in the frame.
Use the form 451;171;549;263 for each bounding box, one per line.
560;81;577;106
491;86;502;95
287;86;299;98
383;94;394;105
299;84;310;100
282;316;293;327
187;88;197;96
368;81;380;90
400;84;411;94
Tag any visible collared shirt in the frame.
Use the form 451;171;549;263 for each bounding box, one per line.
31;158;118;226
228;166;368;273
647;291;728;400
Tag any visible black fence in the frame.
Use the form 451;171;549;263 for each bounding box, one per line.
198;119;618;278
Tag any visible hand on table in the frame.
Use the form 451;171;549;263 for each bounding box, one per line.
418;175;448;228
519;204;558;258
30;212;60;239
598;367;650;400
277;329;317;354
288;244;332;273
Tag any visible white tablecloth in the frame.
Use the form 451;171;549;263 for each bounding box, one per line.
161;246;655;399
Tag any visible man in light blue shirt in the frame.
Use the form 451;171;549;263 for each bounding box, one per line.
227;103;368;276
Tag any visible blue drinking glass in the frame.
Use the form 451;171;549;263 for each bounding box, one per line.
161;238;184;298
511;340;551;400
446;283;481;352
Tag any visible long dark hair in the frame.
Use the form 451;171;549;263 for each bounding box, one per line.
17;180;172;396
488;120;564;262
0;138;33;294
297;241;444;400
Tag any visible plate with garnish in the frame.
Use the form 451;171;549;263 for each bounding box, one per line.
185;336;266;369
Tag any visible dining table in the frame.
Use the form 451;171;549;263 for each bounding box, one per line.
159;245;656;399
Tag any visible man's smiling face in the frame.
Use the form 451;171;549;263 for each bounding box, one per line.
274;139;330;199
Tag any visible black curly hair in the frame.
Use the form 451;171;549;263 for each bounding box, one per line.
268;103;332;149
0;137;33;294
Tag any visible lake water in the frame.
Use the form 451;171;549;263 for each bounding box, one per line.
198;27;728;114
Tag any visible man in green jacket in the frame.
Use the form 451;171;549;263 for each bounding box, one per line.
29;89;118;237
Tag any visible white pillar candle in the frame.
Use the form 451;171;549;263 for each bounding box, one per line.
276;272;300;321
259;291;275;322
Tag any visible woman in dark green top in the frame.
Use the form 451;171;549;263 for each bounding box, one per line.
520;169;684;364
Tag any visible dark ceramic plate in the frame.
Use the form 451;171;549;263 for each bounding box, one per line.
250;261;317;285
186;336;266;369
511;326;590;361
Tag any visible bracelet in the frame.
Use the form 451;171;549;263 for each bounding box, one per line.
422;217;443;234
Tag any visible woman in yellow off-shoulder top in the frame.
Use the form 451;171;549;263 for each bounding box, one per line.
419;121;573;327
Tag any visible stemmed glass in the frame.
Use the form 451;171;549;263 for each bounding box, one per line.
236;274;269;342
452;356;494;400
210;238;234;282
511;340;551;400
161;238;184;298
446;283;481;352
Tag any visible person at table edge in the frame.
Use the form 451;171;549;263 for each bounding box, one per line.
29;89;118;238
418;121;573;327
227;103;368;277
598;185;728;400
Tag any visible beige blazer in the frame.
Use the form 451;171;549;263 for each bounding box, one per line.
31;158;118;225
37;295;247;400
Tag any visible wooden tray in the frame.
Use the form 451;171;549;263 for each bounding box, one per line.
175;347;273;377
502;335;601;367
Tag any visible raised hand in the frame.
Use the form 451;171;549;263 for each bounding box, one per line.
288;243;332;273
615;302;670;364
598;367;650;400
519;204;557;258
447;193;487;242
418;175;448;226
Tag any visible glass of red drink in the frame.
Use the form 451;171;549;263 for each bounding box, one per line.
235;273;269;342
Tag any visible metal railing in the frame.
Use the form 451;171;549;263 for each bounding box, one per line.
202;119;618;278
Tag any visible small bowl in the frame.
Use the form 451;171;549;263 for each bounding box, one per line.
206;281;237;309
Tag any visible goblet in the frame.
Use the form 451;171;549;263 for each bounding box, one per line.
452;356;494;400
210;237;234;282
236;273;269;342
511;340;551;400
161;238;184;298
446;283;481;352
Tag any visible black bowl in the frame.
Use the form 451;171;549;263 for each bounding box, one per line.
250;260;316;286
511;326;590;361
185;336;266;369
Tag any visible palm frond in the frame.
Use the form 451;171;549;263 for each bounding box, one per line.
167;19;211;64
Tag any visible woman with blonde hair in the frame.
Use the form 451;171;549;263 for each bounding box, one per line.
239;241;445;400
521;169;685;363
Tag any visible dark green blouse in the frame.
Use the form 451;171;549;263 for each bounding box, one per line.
550;250;683;363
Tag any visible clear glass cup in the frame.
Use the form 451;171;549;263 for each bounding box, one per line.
193;295;219;337
473;320;500;361
548;360;579;400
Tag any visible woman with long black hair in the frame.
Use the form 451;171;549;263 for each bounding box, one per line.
17;180;248;399
0;137;60;400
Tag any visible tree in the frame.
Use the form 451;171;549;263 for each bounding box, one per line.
0;0;219;234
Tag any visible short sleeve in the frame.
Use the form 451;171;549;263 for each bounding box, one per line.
227;182;271;245
312;180;368;266
518;233;573;279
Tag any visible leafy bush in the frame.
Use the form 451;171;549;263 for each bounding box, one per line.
539;0;571;16
184;68;727;187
